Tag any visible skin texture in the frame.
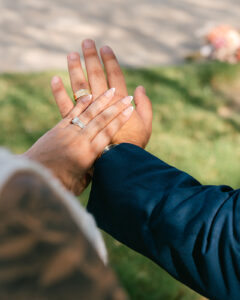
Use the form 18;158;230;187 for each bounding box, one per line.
24;90;134;195
23;39;153;196
52;39;153;149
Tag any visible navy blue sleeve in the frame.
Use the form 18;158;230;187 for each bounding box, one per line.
87;143;240;300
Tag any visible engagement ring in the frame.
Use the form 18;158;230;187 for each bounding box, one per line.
71;117;85;129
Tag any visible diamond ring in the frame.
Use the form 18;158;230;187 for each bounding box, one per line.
71;117;85;129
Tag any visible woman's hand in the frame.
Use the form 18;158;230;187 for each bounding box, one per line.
52;39;153;149
23;89;134;195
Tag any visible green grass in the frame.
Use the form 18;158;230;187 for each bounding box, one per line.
1;61;240;299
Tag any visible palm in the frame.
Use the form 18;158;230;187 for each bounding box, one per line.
52;40;152;150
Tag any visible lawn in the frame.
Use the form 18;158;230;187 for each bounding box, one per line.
1;61;240;299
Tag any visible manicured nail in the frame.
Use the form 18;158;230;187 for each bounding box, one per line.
101;45;112;54
51;76;60;85
122;96;133;105
68;52;79;61
104;87;116;98
123;106;134;116
83;39;94;49
80;94;93;103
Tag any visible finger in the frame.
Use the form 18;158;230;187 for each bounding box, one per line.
59;94;93;127
67;52;90;100
51;76;74;118
91;106;134;154
134;86;153;133
100;45;128;99
76;87;116;126
82;39;108;98
84;95;133;140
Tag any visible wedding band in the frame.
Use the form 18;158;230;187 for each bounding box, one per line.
71;117;85;129
74;89;91;101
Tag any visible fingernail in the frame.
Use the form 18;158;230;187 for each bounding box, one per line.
123;106;134;116
138;85;146;93
122;96;133;105
68;52;79;61
83;39;94;49
104;87;116;98
80;94;93;103
101;45;112;54
51;76;60;85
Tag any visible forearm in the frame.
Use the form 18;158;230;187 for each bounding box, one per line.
88;143;240;300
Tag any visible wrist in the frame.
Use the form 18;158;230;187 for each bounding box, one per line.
99;144;119;159
113;138;146;149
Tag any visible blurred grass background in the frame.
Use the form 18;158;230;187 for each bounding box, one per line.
1;61;240;299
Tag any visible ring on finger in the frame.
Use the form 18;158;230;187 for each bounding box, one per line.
71;117;86;129
73;89;91;101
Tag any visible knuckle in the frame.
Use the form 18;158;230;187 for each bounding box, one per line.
104;126;114;137
84;108;94;120
109;67;123;78
71;77;82;88
102;54;114;63
91;67;104;78
77;82;89;90
94;119;102;128
84;48;97;58
100;110;111;122
113;117;122;128
60;101;69;111
69;66;80;74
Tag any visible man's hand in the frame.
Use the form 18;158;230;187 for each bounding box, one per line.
51;39;152;149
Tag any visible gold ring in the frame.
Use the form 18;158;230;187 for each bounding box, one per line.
73;89;91;101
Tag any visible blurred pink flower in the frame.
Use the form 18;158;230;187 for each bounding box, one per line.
200;25;240;63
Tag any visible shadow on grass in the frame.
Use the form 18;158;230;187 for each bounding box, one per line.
125;66;216;111
125;62;240;133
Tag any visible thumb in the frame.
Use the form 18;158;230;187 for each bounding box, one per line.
134;86;153;134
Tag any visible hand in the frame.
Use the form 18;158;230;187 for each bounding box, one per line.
51;39;153;148
23;89;134;195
